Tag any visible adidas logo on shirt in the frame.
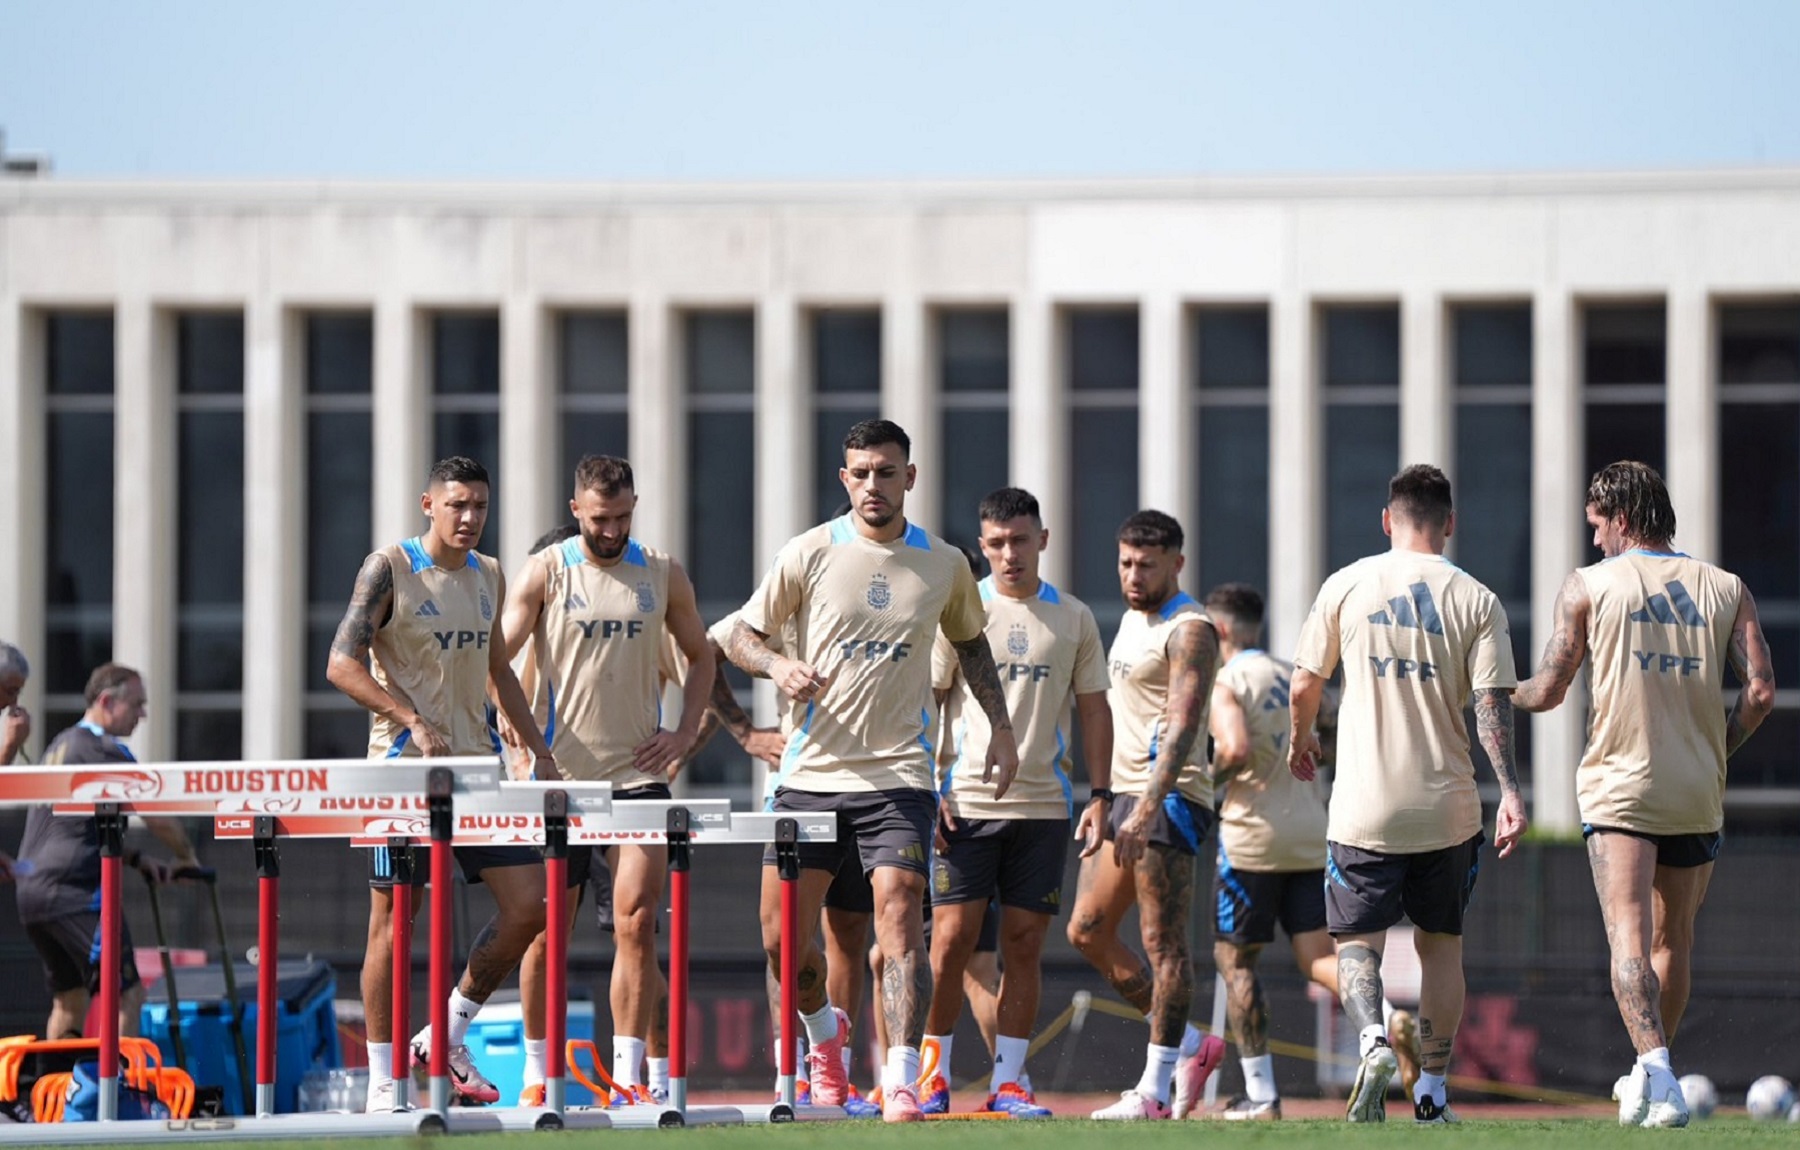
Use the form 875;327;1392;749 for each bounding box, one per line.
565;593;588;611
1628;581;1705;626
415;600;443;618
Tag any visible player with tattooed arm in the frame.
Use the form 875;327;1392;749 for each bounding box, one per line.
725;419;1019;1123
325;456;557;1111
1288;464;1526;1125
1068;510;1228;1120
1512;461;1774;1128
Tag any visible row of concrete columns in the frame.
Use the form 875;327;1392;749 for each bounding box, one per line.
0;291;1725;830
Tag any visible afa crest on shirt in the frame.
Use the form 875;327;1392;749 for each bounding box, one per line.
635;581;656;613
478;589;494;622
1006;624;1030;658
867;572;892;611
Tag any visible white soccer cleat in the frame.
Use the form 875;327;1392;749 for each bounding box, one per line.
1640;1069;1690;1129
364;1077;400;1113
1615;1064;1649;1127
410;1029;501;1106
1091;1089;1172;1120
1345;1040;1397;1123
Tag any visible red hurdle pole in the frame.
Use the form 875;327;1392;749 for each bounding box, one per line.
427;767;454;1113
666;807;692;1113
254;818;281;1116
96;802;126;1121
388;837;414;1110
775;818;799;1110
543;790;569;1114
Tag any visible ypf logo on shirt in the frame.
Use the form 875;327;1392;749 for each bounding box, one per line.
867;573;892;611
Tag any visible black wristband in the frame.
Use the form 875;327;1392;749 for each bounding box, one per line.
1088;788;1115;804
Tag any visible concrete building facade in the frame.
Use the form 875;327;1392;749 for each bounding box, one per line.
4;170;1799;830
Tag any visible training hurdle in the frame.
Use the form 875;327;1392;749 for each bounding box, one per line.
0;758;509;1141
214;783;842;1128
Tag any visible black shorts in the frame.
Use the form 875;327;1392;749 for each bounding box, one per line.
365;842;541;888
1582;825;1722;869
823;855;874;914
584;783;673;932
923;894;999;954
27;912;142;997
1213;856;1327;946
1108;794;1214;856
1324;833;1484;937
932;816;1069;915
761;788;935;878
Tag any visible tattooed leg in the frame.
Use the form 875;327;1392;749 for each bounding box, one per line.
1336;936;1387;1035
872;866;931;1047
759;865;836;1016
1587;832;1667;1054
1214;940;1268;1057
1412;931;1464;1075
1135;846;1195;1048
460;864;549;1002
1067;844;1154;1012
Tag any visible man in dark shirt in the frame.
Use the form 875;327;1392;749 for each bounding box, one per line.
16;663;198;1039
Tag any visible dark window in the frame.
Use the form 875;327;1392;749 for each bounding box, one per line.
1323;306;1400;389
43;311;116;699
1197;407;1269;595
814;310;881;394
305;313;373;396
1453;305;1532;387
938;308;1010;539
1195;308;1270;392
1584;403;1664;490
1068;309;1139;610
1583;303;1665;386
686;313;755;395
558;311;631;505
46;313;114;396
177;313;245;395
939;309;1009;394
1324;405;1399;572
432;313;500;395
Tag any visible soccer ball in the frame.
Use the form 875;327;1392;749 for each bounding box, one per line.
1746;1075;1795;1121
1678;1074;1718;1119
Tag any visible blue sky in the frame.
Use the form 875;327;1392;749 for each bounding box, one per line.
3;0;1797;180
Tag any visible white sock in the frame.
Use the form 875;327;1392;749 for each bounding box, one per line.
613;1036;646;1087
882;1046;921;1092
772;1035;807;1073
800;1003;840;1046
647;1057;669;1095
992;1035;1030;1093
522;1038;546;1087
1359;1023;1388;1058
368;1042;394;1084
1018;1069;1033;1093
1416;1070;1447;1105
447;989;481;1048
1637;1046;1672;1074
1177;1022;1202;1059
1136;1044;1180;1103
1241;1054;1276;1104
924;1034;953;1081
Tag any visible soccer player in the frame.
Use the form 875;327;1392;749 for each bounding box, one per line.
17;664;198;1039
1068;510;1228;1121
325;455;558;1111
1512;461;1774;1128
920;487;1112;1117
725;418;1019;1123
1204;583;1424;1118
1288;464;1527;1125
499;454;715;1106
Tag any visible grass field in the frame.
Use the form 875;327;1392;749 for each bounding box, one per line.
88;1113;1794;1150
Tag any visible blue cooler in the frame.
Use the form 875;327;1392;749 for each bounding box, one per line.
463;997;597;1105
140;959;341;1115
